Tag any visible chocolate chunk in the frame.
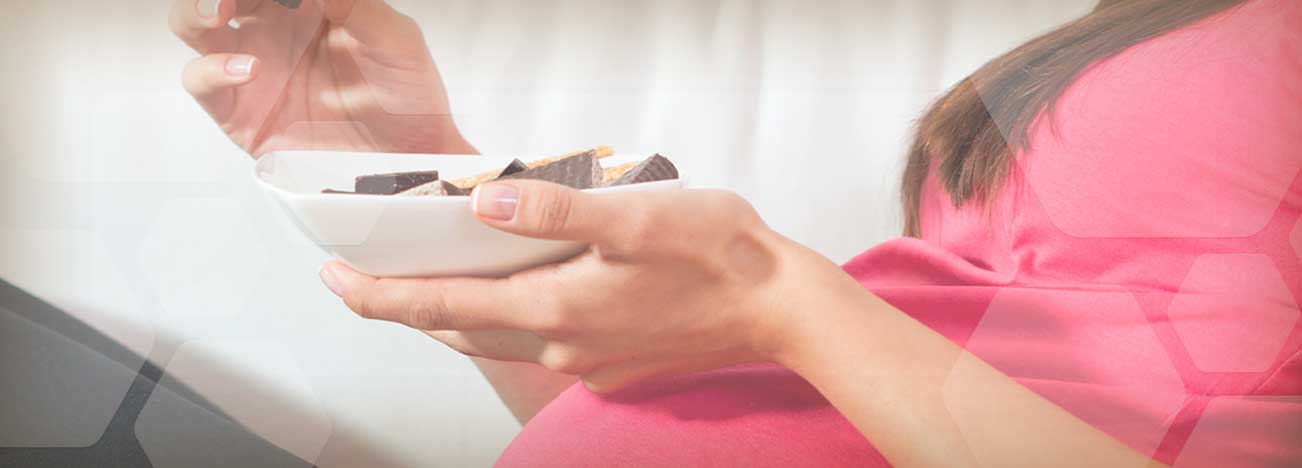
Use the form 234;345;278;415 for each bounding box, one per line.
354;170;439;195
497;159;529;178
433;181;469;196
611;154;678;186
496;152;602;189
402;180;468;197
274;0;302;8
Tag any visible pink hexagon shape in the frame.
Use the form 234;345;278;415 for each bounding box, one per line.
944;288;1187;466
1173;397;1302;468
1167;254;1299;373
991;4;1302;239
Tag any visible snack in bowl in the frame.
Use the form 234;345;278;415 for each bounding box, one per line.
256;148;684;277
323;146;678;197
355;170;439;195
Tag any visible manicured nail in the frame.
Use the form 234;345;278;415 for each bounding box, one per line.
225;56;256;77
473;183;519;221
319;265;345;297
197;0;221;18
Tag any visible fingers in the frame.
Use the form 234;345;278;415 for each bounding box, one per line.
182;54;259;119
320;262;536;331
170;0;237;53
472;180;634;245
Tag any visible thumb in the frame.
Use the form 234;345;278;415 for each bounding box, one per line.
472;180;625;243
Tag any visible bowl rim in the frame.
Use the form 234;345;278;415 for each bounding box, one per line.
254;150;686;205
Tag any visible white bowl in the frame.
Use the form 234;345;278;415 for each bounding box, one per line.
255;150;684;277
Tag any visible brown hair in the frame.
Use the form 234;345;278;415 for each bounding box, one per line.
901;0;1247;237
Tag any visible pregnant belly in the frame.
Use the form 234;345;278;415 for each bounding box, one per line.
494;364;887;468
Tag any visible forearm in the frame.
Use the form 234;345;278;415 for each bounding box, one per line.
471;357;578;425
778;276;1163;468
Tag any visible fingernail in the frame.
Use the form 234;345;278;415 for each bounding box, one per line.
473;183;519;221
319;265;345;297
225;56;256;77
197;0;221;18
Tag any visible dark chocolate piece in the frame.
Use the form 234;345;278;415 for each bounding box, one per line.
274;0;302;8
354;170;439;195
433;180;469;196
497;159;529;178
611;154;678;186
496;152;602;189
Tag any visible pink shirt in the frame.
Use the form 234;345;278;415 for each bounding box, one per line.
496;1;1302;466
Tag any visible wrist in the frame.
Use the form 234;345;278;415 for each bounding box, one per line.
744;230;884;369
776;280;886;373
772;271;955;399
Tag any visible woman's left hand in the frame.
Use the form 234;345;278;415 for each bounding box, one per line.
318;180;860;392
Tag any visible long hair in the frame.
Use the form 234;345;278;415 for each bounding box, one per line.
901;0;1248;237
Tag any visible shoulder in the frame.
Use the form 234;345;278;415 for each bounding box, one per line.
1014;0;1301;239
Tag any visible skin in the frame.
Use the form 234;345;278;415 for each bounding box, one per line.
321;181;1167;468
170;0;475;155
171;0;563;421
175;1;1169;466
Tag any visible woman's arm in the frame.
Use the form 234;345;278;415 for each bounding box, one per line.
316;181;1167;467
772;248;1164;467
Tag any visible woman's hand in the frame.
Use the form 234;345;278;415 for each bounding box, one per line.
316;182;1163;468
317;181;862;392
170;0;475;156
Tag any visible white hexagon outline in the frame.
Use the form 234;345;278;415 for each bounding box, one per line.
135;340;333;467
1166;254;1299;374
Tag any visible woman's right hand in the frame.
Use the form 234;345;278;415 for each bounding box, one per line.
169;0;476;156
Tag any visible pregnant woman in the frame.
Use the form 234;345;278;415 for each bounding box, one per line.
171;0;1300;466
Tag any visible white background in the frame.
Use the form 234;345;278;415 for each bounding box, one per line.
0;1;1093;466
